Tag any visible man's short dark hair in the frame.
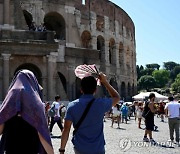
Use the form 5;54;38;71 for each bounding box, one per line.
149;93;155;99
81;76;97;94
55;95;60;101
168;96;174;101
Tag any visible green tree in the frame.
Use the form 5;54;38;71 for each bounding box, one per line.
152;69;170;88
163;61;179;71
137;65;140;80
138;75;156;91
171;73;180;93
170;65;180;80
146;63;160;70
139;65;144;71
141;68;154;76
137;65;145;80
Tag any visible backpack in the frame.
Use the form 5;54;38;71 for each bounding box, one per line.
48;104;56;117
121;106;128;113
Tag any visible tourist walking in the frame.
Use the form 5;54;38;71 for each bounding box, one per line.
158;101;165;122
136;102;143;129
0;70;53;154
111;104;121;128
60;104;67;123
49;95;63;135
142;93;156;143
121;103;128;124
59;73;120;154
165;96;180;146
45;102;51;125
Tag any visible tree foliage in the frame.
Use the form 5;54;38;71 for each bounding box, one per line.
141;68;154;76
137;61;179;93
138;75;156;91
171;73;180;93
170;65;180;80
163;61;179;71
152;69;170;88
146;63;160;70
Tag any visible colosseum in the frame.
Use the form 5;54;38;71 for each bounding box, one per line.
0;0;137;102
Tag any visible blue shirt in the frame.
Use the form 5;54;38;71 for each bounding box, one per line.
121;105;128;115
65;94;112;154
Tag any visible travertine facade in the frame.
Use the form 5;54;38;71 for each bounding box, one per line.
0;0;137;101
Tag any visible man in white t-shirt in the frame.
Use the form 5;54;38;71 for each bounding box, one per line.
165;96;180;145
49;95;63;135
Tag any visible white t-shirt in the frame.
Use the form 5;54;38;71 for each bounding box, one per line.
112;107;120;116
52;101;61;117
136;107;143;118
165;101;180;118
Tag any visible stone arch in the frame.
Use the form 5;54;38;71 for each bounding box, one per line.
121;82;126;100
57;72;67;93
44;12;66;40
81;30;91;48
110;78;118;91
75;77;81;99
97;35;105;62
109;38;115;64
15;63;42;85
126;46;131;74
23;10;33;29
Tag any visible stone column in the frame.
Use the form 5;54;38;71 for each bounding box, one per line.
115;20;120;38
57;45;65;62
90;11;97;50
67;65;76;101
3;0;10;25
104;16;109;34
47;53;57;101
65;5;76;47
2;53;11;98
123;47;127;75
105;40;110;65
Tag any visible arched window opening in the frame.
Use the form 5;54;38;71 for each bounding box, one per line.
81;31;91;48
57;72;67;93
23;10;33;29
15;63;42;85
97;35;105;62
109;38;115;64
44;12;66;40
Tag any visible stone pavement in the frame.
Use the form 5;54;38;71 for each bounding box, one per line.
51;116;180;154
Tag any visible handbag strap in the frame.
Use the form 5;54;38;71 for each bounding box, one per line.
73;98;95;136
144;110;150;118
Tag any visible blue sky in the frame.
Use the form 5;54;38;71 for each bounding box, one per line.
111;0;180;67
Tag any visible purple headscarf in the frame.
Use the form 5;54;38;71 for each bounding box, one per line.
0;70;53;153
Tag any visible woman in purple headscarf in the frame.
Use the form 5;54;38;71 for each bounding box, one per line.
0;70;54;154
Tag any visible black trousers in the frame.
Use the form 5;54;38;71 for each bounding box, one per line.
49;117;63;132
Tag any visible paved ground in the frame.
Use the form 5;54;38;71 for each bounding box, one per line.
51;116;180;154
0;116;179;153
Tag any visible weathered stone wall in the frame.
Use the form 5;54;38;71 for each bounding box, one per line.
0;0;137;101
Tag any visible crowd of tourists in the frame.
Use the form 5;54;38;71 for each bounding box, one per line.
109;94;180;145
0;69;179;154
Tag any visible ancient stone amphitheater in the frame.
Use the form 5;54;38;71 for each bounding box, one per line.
0;0;137;101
